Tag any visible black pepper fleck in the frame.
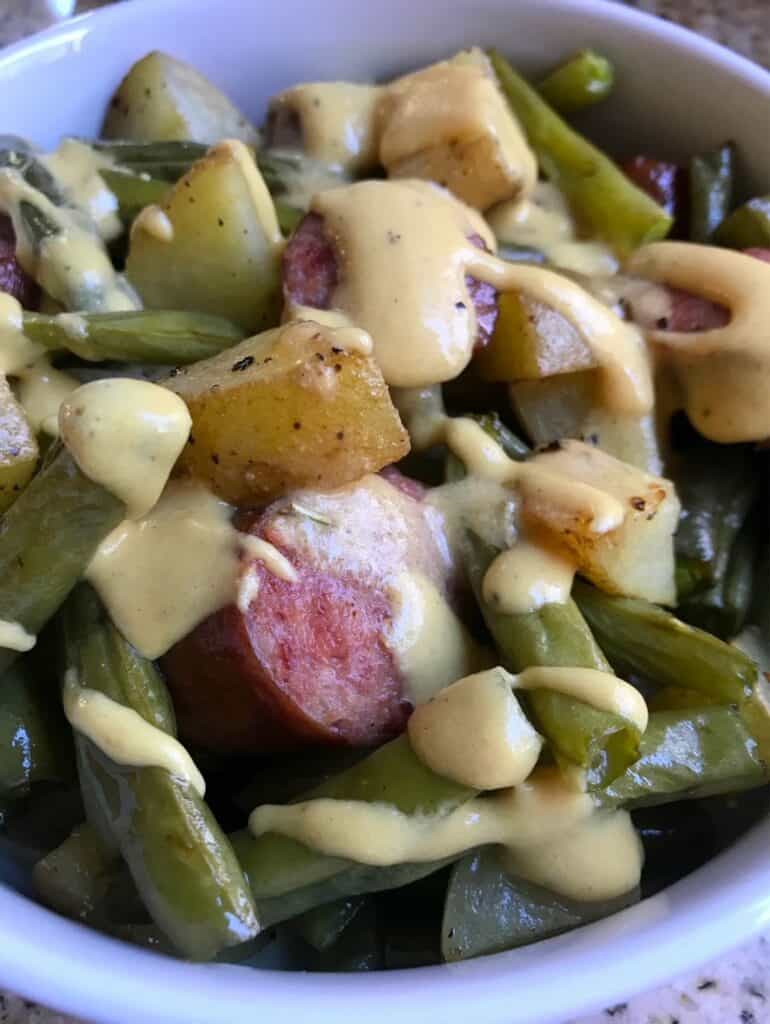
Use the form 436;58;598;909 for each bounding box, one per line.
231;355;254;372
656;316;669;329
211;454;220;465
630;496;646;511
293;421;302;430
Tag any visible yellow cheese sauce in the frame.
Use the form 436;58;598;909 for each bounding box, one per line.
629;241;770;442
0;619;36;652
0;168;139;313
42;138;121;242
86;481;239;660
131;204;174;243
0;292;79;436
248;763;643;901
209;139;283;252
59;378;191;519
384;570;491;705
63;668;205;797
482;536;574;615
407;668;543;789
487;181;618;276
269;83;383;173
307;179;495;387
302;178;652;416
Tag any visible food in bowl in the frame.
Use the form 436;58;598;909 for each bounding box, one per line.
0;41;769;970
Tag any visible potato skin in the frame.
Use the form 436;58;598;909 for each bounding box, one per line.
165;321;410;505
126;143;282;333
102;50;259;145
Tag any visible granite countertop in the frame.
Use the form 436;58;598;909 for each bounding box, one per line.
1;2;770;1023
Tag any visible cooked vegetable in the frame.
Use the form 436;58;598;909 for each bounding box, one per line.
689;142;735;243
678;514;757;640
100;170;170;226
289;896;365;952
33;822;118;922
102;51;259;145
525;439;679;604
126;140;282;332
510;374;662;474
442;848;636;962
94;140;208;180
165;322;409;505
0;376;38;511
0;448;124;677
672;442;757;599
476;290;593;382
232;734;475;919
62;584;259;960
23;309;244;365
0;655;73;800
714;195;770;248
489;50;672;254
537;50;614;114
602;707;767;807
464;532;638;786
573;580;759;706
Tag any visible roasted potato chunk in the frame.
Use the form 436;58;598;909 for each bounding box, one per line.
0;378;37;511
510;373;662;474
476;291;595;381
103;51;259;145
380;49;537;210
526;439;679;605
165;320;410;505
126;140;282;333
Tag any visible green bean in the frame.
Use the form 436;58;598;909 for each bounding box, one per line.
0;448;124;677
0;143;63;204
464;532;638;787
672;444;757;599
689;142;735;243
573;580;758;704
274;199;304;236
288;896;365;952
679;514;757;640
489;50;671;255
601;707;767;808
62;585;259;960
91;139;208;181
0;655;74;800
23;309;244;365
100;169;169;225
33;822;118;922
315;899;384;972
442;848;637;962
714;195;770;248
537;50;615;114
231;734;475;920
246;855;458;930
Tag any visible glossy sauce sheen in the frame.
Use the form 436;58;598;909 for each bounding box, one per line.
630;241;770;441
59;379;191;519
63;668;205;796
86;481;239;659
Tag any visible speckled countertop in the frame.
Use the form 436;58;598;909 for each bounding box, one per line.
1;2;770;1023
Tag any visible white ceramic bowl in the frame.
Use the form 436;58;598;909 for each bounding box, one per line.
1;1;770;1021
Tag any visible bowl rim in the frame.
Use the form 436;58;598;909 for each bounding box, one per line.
2;1;770;1022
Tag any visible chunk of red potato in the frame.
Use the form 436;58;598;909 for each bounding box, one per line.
282;213;499;349
0;215;39;309
162;473;453;753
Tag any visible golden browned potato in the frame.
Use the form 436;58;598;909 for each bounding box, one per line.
380;49;536;210
0;378;38;511
103;51;259;145
525;439;680;605
126;140;282;333
476;291;594;381
165;320;410;505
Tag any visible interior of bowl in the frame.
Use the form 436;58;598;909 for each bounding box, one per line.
1;1;770;1023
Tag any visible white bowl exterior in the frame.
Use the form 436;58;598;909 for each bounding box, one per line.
0;1;769;1022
